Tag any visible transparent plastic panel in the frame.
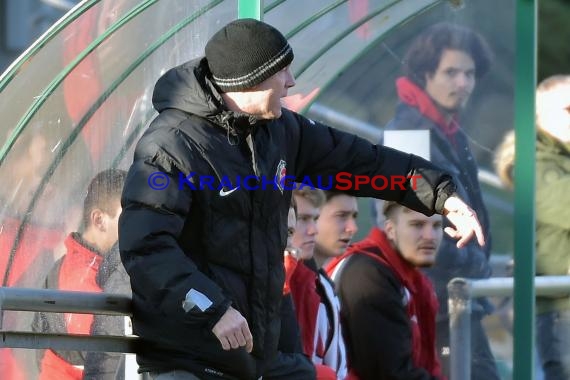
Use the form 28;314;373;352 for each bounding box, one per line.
276;0;517;378
0;0;237;286
267;0;441;114
0;1;135;155
0;0;237;378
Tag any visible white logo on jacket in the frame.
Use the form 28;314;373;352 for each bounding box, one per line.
219;187;239;197
275;159;287;194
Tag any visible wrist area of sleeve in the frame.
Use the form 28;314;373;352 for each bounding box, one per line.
180;271;231;328
434;181;457;215
206;298;232;330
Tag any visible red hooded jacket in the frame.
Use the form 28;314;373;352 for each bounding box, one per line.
37;233;103;380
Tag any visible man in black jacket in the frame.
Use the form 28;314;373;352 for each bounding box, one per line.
119;18;486;380
381;22;499;379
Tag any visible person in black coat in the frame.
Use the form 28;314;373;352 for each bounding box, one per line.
119;18;486;380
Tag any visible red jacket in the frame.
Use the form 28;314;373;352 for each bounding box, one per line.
285;256;348;379
38;233;103;380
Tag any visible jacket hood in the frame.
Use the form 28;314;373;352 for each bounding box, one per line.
152;57;264;143
538;129;570;157
152;57;225;118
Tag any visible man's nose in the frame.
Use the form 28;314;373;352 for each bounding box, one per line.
456;73;473;88
285;67;296;88
422;225;437;240
307;221;318;236
345;218;358;235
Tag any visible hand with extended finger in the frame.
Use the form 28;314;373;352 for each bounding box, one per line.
443;196;486;248
212;306;253;353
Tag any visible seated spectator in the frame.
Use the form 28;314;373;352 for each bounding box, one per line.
327;200;444;379
313;191;358;268
33;168;127;380
264;197;316;380
82;241;133;380
284;188;348;379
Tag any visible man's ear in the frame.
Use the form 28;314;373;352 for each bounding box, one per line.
90;209;106;231
384;219;396;241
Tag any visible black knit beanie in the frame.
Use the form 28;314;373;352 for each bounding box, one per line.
205;18;294;92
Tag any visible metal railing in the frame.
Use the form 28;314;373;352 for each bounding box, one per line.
448;276;570;380
0;287;136;353
4;277;569;379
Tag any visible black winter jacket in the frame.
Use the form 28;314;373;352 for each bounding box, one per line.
119;57;457;379
384;102;493;318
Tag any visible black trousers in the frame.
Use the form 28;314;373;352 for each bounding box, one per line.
537;310;570;380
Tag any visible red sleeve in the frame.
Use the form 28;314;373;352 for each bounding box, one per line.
283;254;299;295
288;261;321;357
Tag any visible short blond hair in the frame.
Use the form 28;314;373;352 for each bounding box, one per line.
537;74;570;93
536;74;570;130
381;201;399;218
293;187;326;208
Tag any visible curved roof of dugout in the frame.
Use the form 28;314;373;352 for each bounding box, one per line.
0;0;525;273
0;0;521;276
0;0;459;284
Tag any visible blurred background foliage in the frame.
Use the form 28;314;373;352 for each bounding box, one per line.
539;0;570;81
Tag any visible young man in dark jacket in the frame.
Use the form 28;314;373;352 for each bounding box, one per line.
328;200;444;380
119;18;486;380
380;22;498;379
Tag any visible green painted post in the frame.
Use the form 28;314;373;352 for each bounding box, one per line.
513;0;536;379
238;0;262;19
